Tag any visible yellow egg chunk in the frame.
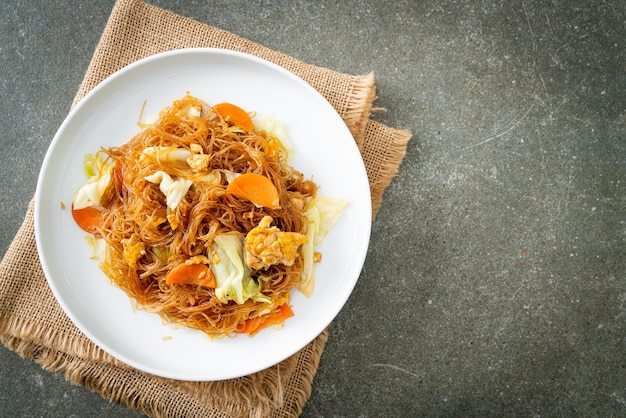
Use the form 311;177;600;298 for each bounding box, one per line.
244;216;308;270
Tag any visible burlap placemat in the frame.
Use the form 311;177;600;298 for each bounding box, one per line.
0;0;411;416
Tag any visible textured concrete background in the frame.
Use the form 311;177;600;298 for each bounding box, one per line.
1;1;625;416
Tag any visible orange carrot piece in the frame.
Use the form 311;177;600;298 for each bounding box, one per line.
226;172;280;209
166;263;216;288
71;204;104;234
235;304;294;336
214;102;254;132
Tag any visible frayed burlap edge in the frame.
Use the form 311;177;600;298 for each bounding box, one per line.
0;183;332;417
1;323;328;418
1;334;241;418
0;199;126;368
343;71;376;149
0;314;124;368
364;121;412;218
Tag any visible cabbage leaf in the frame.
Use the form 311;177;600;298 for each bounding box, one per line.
211;234;269;305
73;157;113;210
253;113;293;164
299;196;349;296
144;170;193;210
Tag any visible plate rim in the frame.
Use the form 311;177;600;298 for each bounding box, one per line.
34;47;371;381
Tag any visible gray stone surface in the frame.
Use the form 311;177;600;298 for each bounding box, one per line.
1;1;625;416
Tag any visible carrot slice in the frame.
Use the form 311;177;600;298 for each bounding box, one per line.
166;263;216;288
71;204;104;234
235;304;294;336
226;172;280;209
214;102;254;132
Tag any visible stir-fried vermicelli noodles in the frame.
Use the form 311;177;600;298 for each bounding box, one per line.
71;94;347;337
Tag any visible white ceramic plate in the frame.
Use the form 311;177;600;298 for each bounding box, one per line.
35;48;371;381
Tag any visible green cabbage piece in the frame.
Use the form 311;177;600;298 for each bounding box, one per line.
74;155;113;210
253;114;293;164
211;234;269;305
83;153;98;178
299;196;349;296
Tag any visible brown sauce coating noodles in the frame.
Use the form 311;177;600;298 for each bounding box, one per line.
93;95;316;337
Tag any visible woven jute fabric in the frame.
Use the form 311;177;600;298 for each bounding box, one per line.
0;0;411;416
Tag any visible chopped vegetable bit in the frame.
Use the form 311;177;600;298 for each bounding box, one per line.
299;196;349;297
226;172;280;209
144;170;193;210
253;114;293;164
71;204;104;234
211;234;268;304
235;303;294;336
73;162;113;210
166;263;216;288
214;102;254;132
83;153;98;178
142;146;192;164
244;216;308;270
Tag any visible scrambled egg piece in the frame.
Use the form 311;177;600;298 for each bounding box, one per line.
244;216;307;270
187;143;211;173
187;254;211;265
121;233;146;268
166;213;179;230
187;154;211;172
